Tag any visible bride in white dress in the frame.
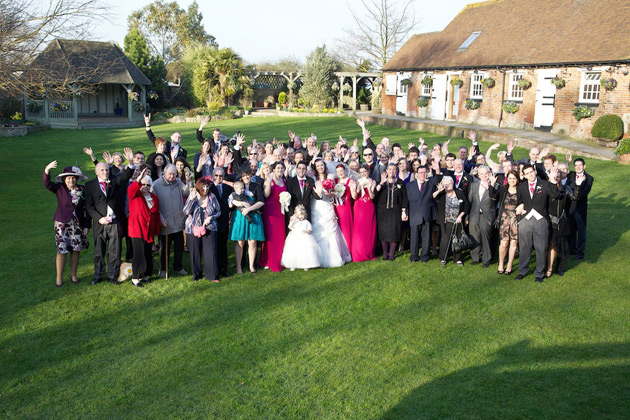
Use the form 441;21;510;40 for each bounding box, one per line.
310;158;351;268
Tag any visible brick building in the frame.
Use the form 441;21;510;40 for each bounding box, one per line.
381;0;630;139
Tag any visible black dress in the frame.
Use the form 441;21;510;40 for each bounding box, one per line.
375;179;408;242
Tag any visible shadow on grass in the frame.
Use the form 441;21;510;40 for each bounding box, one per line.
379;340;630;420
583;191;630;263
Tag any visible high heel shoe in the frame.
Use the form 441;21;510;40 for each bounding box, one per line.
504;270;512;275
498;269;504;274
70;276;79;284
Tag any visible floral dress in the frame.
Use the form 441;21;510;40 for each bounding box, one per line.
54;189;89;254
499;191;518;241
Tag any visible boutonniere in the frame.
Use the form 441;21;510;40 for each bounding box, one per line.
105;179;111;186
396;184;401;190
458;199;464;203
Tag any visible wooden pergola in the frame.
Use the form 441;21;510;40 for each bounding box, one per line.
250;71;381;111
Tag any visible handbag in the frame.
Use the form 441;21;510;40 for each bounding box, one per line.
451;223;477;252
192;225;206;238
191;205;207;237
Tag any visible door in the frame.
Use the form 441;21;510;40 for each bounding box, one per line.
534;69;557;128
431;74;448;120
446;74;460;119
396;72;410;115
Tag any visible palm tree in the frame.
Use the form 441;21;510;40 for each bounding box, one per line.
206;48;245;106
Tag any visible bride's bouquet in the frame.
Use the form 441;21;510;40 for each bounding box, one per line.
357;177;370;197
333;183;346;205
279;191;292;214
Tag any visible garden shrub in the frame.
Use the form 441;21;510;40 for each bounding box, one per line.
591;114;624;140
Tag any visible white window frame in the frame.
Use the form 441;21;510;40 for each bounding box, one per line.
421;73;432;97
508;72;525;101
469;73;485;99
579;72;601;104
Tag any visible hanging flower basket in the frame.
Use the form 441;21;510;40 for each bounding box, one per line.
481;78;495;88
573;105;595;121
343;83;352;93
464;98;481;110
332;82;340;91
600;78;617;91
450;78;464;87
129;91;140;101
420;76;433;86
417;97;429;108
148;91;159;100
27;102;42;113
133;103;146;113
517;79;532;89
400;79;413;86
550;77;566;89
502;101;520;114
50;102;69;113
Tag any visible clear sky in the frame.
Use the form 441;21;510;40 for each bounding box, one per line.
94;0;486;64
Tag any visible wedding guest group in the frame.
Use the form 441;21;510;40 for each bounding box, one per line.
44;117;593;287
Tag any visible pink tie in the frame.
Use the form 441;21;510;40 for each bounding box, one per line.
529;183;535;195
299;179;304;189
419;182;423;192
456;175;461;185
100;181;106;193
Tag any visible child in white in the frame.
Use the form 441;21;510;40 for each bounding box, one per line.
281;205;322;271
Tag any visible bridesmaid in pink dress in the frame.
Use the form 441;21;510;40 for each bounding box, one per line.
334;164;355;257
259;162;287;272
351;164;377;261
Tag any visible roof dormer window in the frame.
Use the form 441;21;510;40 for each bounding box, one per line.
457;31;481;51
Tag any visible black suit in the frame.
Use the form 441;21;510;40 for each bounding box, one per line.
146;128;187;163
446;171;474;195
285;175;318;222
85;166;134;282
516;177;556;278
210;182;233;275
566;170;593;257
406;176;441;262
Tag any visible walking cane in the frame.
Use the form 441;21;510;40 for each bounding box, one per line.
446;222;458;261
165;224;169;281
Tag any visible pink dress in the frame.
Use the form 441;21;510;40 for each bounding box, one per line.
351;186;376;261
259;180;287;272
334;178;354;256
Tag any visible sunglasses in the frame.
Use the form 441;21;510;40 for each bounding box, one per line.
364;153;373;157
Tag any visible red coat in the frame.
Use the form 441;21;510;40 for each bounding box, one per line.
127;181;161;243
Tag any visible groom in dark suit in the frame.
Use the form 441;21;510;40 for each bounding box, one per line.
85;150;135;284
210;167;233;277
407;165;442;262
286;161;319;222
515;164;557;282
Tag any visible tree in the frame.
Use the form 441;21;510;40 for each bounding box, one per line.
124;28;167;108
300;45;337;108
0;0;110;96
127;0;216;66
335;0;418;70
207;48;247;106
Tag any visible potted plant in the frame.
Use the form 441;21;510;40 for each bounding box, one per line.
114;101;122;116
243;106;252;116
600;77;617;90
573;105;595;121
450;78;464;87
357;88;371;111
502;101;520;114
481;78;495;88
417;97;429;108
264;95;275;108
613;138;630;163
517;78;532;89
401;79;413;86
551;77;566;89
371;88;382;114
464;98;481;110
420;76;433;86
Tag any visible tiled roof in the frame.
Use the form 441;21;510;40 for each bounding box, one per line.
27;39;151;85
383;0;630;71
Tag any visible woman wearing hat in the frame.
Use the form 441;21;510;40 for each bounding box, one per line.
43;161;90;287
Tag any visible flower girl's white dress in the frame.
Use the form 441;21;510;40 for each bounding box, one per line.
281;219;322;270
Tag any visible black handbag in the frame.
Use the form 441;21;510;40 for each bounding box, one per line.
451;223;477;252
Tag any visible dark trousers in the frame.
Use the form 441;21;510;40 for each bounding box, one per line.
159;231;184;272
93;223;122;281
410;221;432;262
187;231;218;280
469;217;493;264
569;212;587;257
217;230;229;274
131;238;153;279
518;217;549;278
439;222;463;263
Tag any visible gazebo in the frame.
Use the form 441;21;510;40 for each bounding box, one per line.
23;39;150;128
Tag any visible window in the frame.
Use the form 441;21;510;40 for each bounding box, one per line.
508;73;524;100
422;75;432;97
470;74;484;99
580;72;601;103
399;81;408;95
457;31;481;51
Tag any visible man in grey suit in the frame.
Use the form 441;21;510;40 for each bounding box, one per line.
467;166;499;268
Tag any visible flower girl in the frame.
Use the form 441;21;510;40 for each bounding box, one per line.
281;205;322;271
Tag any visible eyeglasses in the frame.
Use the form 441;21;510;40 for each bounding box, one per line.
249;152;257;156
214;174;224;178
364;153;373;157
141;183;151;186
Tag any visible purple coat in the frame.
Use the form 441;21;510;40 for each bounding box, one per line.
43;171;90;228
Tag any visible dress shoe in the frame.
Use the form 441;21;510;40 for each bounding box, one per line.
482;263;490;269
92;279;101;285
158;271;167;278
109;279;121;285
471;261;480;266
383;255;390;261
514;274;525;280
535;277;544;283
410;258;419;263
191;277;200;282
141;277;151;283
556;270;564;276
174;269;188;276
456;261;464;266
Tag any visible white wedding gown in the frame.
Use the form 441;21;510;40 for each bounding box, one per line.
310;195;352;268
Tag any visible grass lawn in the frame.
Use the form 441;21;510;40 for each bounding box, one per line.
1;116;629;419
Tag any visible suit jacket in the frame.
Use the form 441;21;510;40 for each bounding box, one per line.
516;177;556;220
468;180;499;225
286;175;318;220
566;171;593;218
449;172;474;195
85;166;134;233
210;182;233;233
197;129;219;154
406;176;440;226
146;129;187;163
